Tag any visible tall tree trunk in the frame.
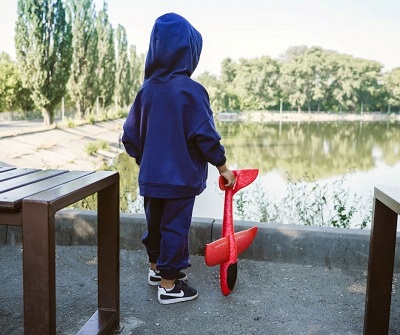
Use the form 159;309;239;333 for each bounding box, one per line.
42;109;53;126
76;101;82;119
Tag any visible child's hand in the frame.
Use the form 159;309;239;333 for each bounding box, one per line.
221;170;235;188
217;164;236;188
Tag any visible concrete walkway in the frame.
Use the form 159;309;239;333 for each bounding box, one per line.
0;119;124;171
1;244;395;335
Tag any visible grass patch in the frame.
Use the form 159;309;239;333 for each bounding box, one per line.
84;140;109;156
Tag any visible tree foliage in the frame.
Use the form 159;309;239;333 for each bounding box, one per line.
331;54;383;112
196;46;399;113
0;52;34;112
280;47;335;112
115;24;131;108
15;0;72;125
233;56;280;110
8;2;400;120
384;67;400;111
96;1;115;109
67;0;98;117
129;45;144;102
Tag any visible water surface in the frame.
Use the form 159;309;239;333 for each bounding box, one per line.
115;120;400;228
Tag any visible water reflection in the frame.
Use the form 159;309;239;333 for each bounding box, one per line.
216;120;400;180
112;120;400;226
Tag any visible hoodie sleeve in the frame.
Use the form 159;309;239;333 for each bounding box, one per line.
122;103;141;166
194;117;227;167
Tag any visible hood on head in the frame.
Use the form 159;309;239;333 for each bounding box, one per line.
144;13;203;81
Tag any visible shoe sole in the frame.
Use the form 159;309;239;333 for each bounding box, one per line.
158;292;198;305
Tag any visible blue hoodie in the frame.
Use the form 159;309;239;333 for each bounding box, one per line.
122;13;226;198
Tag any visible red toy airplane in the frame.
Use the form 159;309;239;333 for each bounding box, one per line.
205;168;259;296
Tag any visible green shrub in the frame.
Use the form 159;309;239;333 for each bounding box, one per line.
85;113;96;125
66;117;75;128
234;171;372;229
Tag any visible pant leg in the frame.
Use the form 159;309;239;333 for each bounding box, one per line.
158;197;195;280
142;196;196;279
142;197;165;264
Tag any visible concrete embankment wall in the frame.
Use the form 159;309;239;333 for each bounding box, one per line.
2;209;399;272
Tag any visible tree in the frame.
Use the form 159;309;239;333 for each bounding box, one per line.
281;47;348;112
306;48;336;112
219;58;240;111
196;71;228;112
355;60;382;113
68;0;98;117
233;56;280;110
331;55;382;112
280;52;311;112
129;45;144;102
0;52;34;112
96;1;115;109
220;58;237;84
115;24;131;109
15;0;72;125
383;68;400;112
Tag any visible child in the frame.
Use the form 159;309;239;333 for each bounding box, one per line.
122;12;235;305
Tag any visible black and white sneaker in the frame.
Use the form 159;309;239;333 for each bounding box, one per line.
158;280;198;305
148;268;188;286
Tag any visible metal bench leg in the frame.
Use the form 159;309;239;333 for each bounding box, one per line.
77;182;120;334
363;198;398;335
98;182;120;326
22;202;56;335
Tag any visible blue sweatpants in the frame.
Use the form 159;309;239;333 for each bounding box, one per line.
142;196;195;280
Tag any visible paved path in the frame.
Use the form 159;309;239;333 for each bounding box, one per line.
3;245;398;335
0;119;124;171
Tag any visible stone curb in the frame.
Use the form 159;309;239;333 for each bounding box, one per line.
2;209;399;271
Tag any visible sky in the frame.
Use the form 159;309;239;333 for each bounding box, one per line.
1;0;399;76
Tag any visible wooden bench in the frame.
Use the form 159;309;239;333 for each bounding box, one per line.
0;166;120;335
364;185;400;335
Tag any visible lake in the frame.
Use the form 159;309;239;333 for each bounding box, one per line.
113;119;400;229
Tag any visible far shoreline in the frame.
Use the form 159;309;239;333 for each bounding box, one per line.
216;111;400;123
1;110;399;139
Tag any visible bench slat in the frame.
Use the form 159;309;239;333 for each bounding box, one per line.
0;166;16;173
375;185;400;215
0;168;38;182
0;171;93;212
0;169;68;194
24;171;118;212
